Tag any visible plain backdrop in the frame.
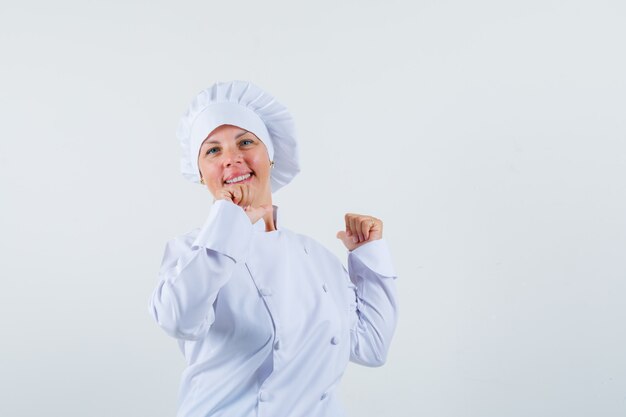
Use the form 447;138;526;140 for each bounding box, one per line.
1;0;625;416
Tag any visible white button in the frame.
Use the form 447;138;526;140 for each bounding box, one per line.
321;392;328;400
259;391;270;402
330;336;339;345
322;283;328;293
274;340;281;350
259;288;272;296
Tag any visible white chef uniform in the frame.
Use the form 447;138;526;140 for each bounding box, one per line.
149;200;398;417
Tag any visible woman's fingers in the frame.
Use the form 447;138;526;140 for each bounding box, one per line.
222;184;255;207
346;213;364;243
349;216;360;242
343;213;383;244
368;216;383;241
242;185;255;207
228;186;240;205
215;189;233;202
239;185;247;206
345;213;357;243
361;218;371;242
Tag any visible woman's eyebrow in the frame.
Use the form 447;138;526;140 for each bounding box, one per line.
202;131;250;147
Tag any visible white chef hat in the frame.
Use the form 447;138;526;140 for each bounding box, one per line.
177;80;300;192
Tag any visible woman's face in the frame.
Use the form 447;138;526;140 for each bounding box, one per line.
198;124;272;206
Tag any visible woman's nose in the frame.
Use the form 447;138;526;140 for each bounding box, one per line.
223;149;243;167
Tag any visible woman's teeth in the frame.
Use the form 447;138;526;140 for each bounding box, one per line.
225;173;251;184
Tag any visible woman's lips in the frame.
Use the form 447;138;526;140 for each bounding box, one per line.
224;173;253;184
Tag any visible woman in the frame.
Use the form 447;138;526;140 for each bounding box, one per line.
149;81;398;417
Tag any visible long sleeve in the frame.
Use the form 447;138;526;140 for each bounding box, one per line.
148;200;254;340
347;239;398;367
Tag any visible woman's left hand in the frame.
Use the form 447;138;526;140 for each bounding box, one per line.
336;213;383;251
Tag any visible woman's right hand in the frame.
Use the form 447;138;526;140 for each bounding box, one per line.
216;183;254;206
215;184;271;225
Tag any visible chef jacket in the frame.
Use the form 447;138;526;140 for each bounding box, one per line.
149;200;398;417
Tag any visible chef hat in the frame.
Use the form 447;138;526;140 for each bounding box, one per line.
177;80;300;192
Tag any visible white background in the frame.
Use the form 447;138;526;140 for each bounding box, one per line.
1;0;625;416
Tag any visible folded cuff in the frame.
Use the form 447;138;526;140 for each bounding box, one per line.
191;200;253;263
349;239;397;278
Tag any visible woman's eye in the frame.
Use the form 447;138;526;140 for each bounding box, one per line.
206;147;219;155
240;139;254;146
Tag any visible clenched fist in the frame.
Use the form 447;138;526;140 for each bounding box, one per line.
216;184;255;207
337;213;383;251
216;184;273;227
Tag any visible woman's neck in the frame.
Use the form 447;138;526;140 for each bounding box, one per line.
263;207;277;232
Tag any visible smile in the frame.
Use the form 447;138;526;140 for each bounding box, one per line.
225;173;252;184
